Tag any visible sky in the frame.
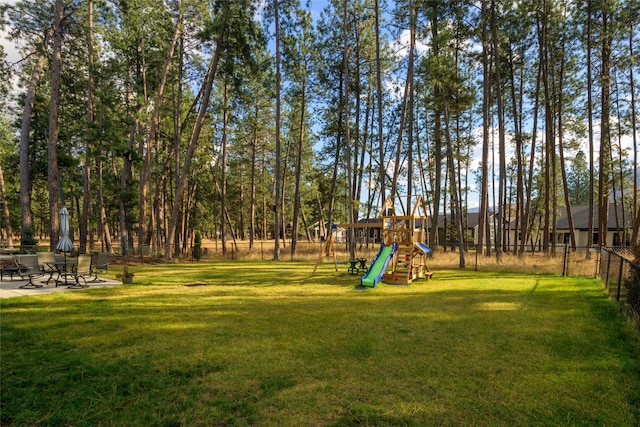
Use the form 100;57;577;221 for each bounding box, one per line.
0;0;19;58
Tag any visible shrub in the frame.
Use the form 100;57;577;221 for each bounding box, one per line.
20;225;38;253
192;232;203;260
625;246;640;322
116;266;135;284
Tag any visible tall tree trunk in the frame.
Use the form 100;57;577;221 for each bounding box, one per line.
139;12;182;253
164;2;228;259
301;204;312;242
80;0;95;254
586;0;596;257
406;0;416;211
262;194;267;240
442;99;465;268
507;42;525;255
478;0;490;256
280;133;291;247
359;88;372;216
598;4;612;247
327;75;344;239
291;74;307;257
221;79;229;255
629;26;639;244
174;34;185;256
391;0;414;201
19;47;47;243
352;18;361;220
520;56;541;255
557;48;576;250
538;3;552;255
612;95;625;244
250;105;259;250
428;3;443;248
0;166;12;246
98;141;113;252
491;0;505;262
550;40;558;258
342;0;355;259
239;177;245;240
375;0;385;202
48;0;64;251
273;0;282;260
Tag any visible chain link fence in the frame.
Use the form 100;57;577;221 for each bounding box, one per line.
599;247;640;330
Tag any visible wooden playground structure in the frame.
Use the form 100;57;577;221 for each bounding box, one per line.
378;195;433;285
313;195;433;285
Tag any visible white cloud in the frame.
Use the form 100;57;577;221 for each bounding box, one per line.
391;29;429;60
1;30;22;66
1;0;21;64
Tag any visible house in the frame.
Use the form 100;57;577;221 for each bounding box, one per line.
347;203;632;250
489;204;632;249
345;212;481;247
308;222;346;243
554;204;632;247
354;218;383;244
432;212;488;246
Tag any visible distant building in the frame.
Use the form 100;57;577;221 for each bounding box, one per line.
308;222;346;243
355;218;383;244
352;203;633;250
479;204;632;249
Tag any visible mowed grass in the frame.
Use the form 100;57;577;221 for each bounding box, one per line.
2;262;640;426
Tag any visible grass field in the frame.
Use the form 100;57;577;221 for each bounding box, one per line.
2;261;639;426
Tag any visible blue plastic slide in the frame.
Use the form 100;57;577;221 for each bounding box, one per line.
414;242;432;255
360;243;397;287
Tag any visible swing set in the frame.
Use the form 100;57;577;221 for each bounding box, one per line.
311;221;381;275
312;195;434;286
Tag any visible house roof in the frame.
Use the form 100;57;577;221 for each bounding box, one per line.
497;203;631;230
357;218;383;225
354;203;632;231
555;204;632;230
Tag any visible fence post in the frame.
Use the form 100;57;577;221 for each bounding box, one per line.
562;244;569;277
605;249;612;289
616;252;624;302
475;244;479;272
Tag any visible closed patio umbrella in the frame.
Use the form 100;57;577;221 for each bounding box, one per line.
56;206;74;255
55;206;75;286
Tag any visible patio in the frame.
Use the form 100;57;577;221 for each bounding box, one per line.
0;276;123;299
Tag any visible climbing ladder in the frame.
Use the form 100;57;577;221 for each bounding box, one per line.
377;243;432;285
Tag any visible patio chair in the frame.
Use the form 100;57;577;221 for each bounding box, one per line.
17;254;44;288
1;256;21;281
90;252;110;282
37;251;58;284
69;254;92;288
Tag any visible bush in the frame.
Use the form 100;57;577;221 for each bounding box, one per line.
625;246;640;321
20;226;38;253
192;232;203;260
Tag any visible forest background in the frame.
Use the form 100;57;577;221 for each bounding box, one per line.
0;0;638;262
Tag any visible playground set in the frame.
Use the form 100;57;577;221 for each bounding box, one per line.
313;195;433;287
360;196;433;287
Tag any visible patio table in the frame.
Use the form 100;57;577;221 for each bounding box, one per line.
47;261;83;288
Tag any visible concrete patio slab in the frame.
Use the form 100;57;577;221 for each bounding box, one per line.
0;277;123;299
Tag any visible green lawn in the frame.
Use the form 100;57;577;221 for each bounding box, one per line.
2;262;639;426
